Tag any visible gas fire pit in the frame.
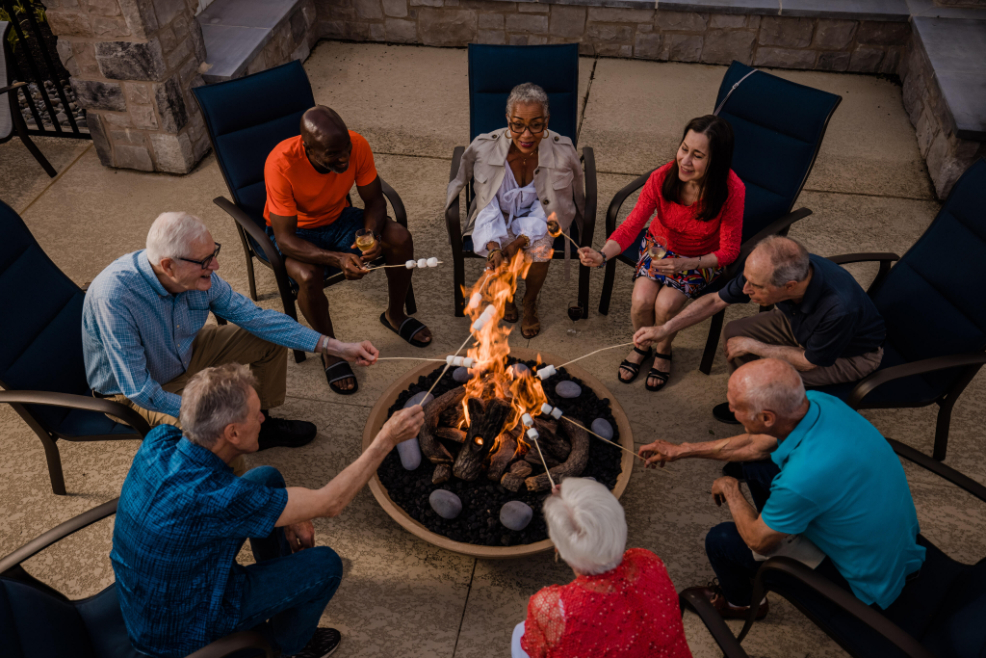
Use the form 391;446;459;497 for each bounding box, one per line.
363;347;635;558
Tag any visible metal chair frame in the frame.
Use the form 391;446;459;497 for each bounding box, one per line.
0;22;55;176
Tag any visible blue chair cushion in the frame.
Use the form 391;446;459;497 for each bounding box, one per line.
0;577;97;658
77;584;144;658
468;44;580;143
922;558;986;658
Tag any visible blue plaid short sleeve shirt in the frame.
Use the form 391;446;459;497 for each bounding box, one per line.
110;425;288;657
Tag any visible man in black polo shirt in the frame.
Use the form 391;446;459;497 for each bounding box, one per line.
634;236;885;423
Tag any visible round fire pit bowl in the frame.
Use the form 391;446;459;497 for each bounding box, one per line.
363;347;635;559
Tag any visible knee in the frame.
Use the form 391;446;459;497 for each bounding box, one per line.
653;300;680;325
630;288;654;313
241;465;285;489
723;318;743;340
292;263;323;288
307;547;344;593
705;522;740;558
384;220;411;247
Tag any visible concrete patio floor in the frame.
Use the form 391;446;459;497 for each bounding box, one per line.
1;41;983;658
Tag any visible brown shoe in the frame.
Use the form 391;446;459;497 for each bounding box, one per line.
682;582;769;621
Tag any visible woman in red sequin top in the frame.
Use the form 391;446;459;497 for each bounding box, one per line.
511;478;693;658
579;115;744;392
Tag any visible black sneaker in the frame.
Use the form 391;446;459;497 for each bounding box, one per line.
289;628;341;658
257;416;317;450
722;461;746;482
712;402;741;425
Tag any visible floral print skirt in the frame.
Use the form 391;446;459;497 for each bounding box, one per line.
633;232;724;299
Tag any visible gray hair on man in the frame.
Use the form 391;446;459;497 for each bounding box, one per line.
180;363;258;448
506;82;550;118
754;235;810;287
543;477;627;575
146;211;210;266
735;358;807;417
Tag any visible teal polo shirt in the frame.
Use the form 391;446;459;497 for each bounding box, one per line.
761;392;925;609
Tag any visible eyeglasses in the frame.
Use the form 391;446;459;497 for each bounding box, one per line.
508;120;546;136
179;243;221;269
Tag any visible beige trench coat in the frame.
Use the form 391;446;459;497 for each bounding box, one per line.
446;128;586;239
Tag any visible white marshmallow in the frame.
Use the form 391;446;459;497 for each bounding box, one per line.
526;428;540;441
461;357;474;368
427;257;439;268
541;403;553;415
521;413;533;428
536;365;556;380
551;407;563;420
446;355;456;365
468;292;482;309
417;258;428;269
471;317;487;332
405;260;416;269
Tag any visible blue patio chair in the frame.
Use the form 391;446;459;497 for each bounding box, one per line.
730;438;986;658
0;199;150;495
596;61;841;374
1;22;55;177
193;61;415;364
0;499;273;658
678;590;751;658
446;43;597;318
815;158;986;461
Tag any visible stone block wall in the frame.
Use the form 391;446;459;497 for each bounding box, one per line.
315;0;908;74
242;0;319;77
48;0;210;173
899;37;986;198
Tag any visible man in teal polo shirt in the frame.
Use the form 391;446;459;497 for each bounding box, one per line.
639;358;925;620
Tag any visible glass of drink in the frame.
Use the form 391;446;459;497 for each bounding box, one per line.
648;242;667;261
355;229;376;254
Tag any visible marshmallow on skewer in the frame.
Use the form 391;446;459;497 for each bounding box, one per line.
521;413;533;428
427;257;439;268
540;403;564;420
526;428;540;441
417;258;428;269
405;260;416;269
470;305;496;332
536;365;557;380
445;355;475;368
467;292;482;310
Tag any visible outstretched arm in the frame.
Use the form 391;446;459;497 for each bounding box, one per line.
634;293;730;348
639;432;778;467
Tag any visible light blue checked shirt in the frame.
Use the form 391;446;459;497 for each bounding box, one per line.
83;250;320;418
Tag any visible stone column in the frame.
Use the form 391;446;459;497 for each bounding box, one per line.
48;0;211;173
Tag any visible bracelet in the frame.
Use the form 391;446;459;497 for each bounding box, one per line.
487;248;501;261
697;255;702;269
596;250;608;268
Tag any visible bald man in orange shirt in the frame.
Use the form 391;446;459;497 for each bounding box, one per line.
264;107;431;395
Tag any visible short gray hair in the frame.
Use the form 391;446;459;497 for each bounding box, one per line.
543;478;626;575
739;360;807;417
506;82;549;119
180;363;258;448
754;235;810;287
146;212;210;266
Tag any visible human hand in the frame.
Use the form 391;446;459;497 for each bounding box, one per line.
725;336;760;361
578;247;603;267
338;253;368;280
652;257;686;277
338;340;378;365
284;520;315;552
633;325;666;349
486;248;503;271
352;234;383;263
711;476;739;507
639;439;681;468
380;405;425;447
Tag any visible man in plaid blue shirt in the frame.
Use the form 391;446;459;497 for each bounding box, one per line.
84;211;378;450
112;363;424;657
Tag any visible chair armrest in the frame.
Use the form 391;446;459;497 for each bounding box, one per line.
0;499;118;575
213;196;297;295
741;557;935;658
827;252;900;293
679;589;750;658
604;169;655;238
579;146;597;248
848;352;986;408
446;146;465;253
186;631;273;658
0;390;152;436
888;438;986;504
380;178;408;227
0;81;27;96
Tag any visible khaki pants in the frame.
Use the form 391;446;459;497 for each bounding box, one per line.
723;309;883;387
109;325;288;474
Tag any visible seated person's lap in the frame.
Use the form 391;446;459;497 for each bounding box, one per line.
265;206;366;283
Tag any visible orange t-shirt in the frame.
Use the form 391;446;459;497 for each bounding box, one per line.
263;132;378;229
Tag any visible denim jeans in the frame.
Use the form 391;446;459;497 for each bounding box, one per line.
233;467;344;655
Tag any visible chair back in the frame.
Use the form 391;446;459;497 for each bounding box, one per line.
869;158;986;394
0;578;142;658
193;61;315;257
714;61;841;242
1;23;14;142
923;558;986;658
468;43;579;144
0;200;92;429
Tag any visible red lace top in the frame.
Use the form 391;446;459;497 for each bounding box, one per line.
520;549;693;658
609;163;745;266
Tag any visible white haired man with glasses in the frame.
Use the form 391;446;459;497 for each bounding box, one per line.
83;211;378;452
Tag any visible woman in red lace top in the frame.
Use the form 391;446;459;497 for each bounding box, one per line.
579;115;744;391
512;478;693;658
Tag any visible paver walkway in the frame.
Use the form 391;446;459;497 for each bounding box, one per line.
1;41;983;658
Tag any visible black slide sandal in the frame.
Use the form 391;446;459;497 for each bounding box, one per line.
618;346;652;384
325;360;359;396
379;313;430;348
646;351;672;392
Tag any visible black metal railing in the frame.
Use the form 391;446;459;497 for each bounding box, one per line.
2;0;88;138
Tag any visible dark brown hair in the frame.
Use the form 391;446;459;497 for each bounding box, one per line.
661;115;735;222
